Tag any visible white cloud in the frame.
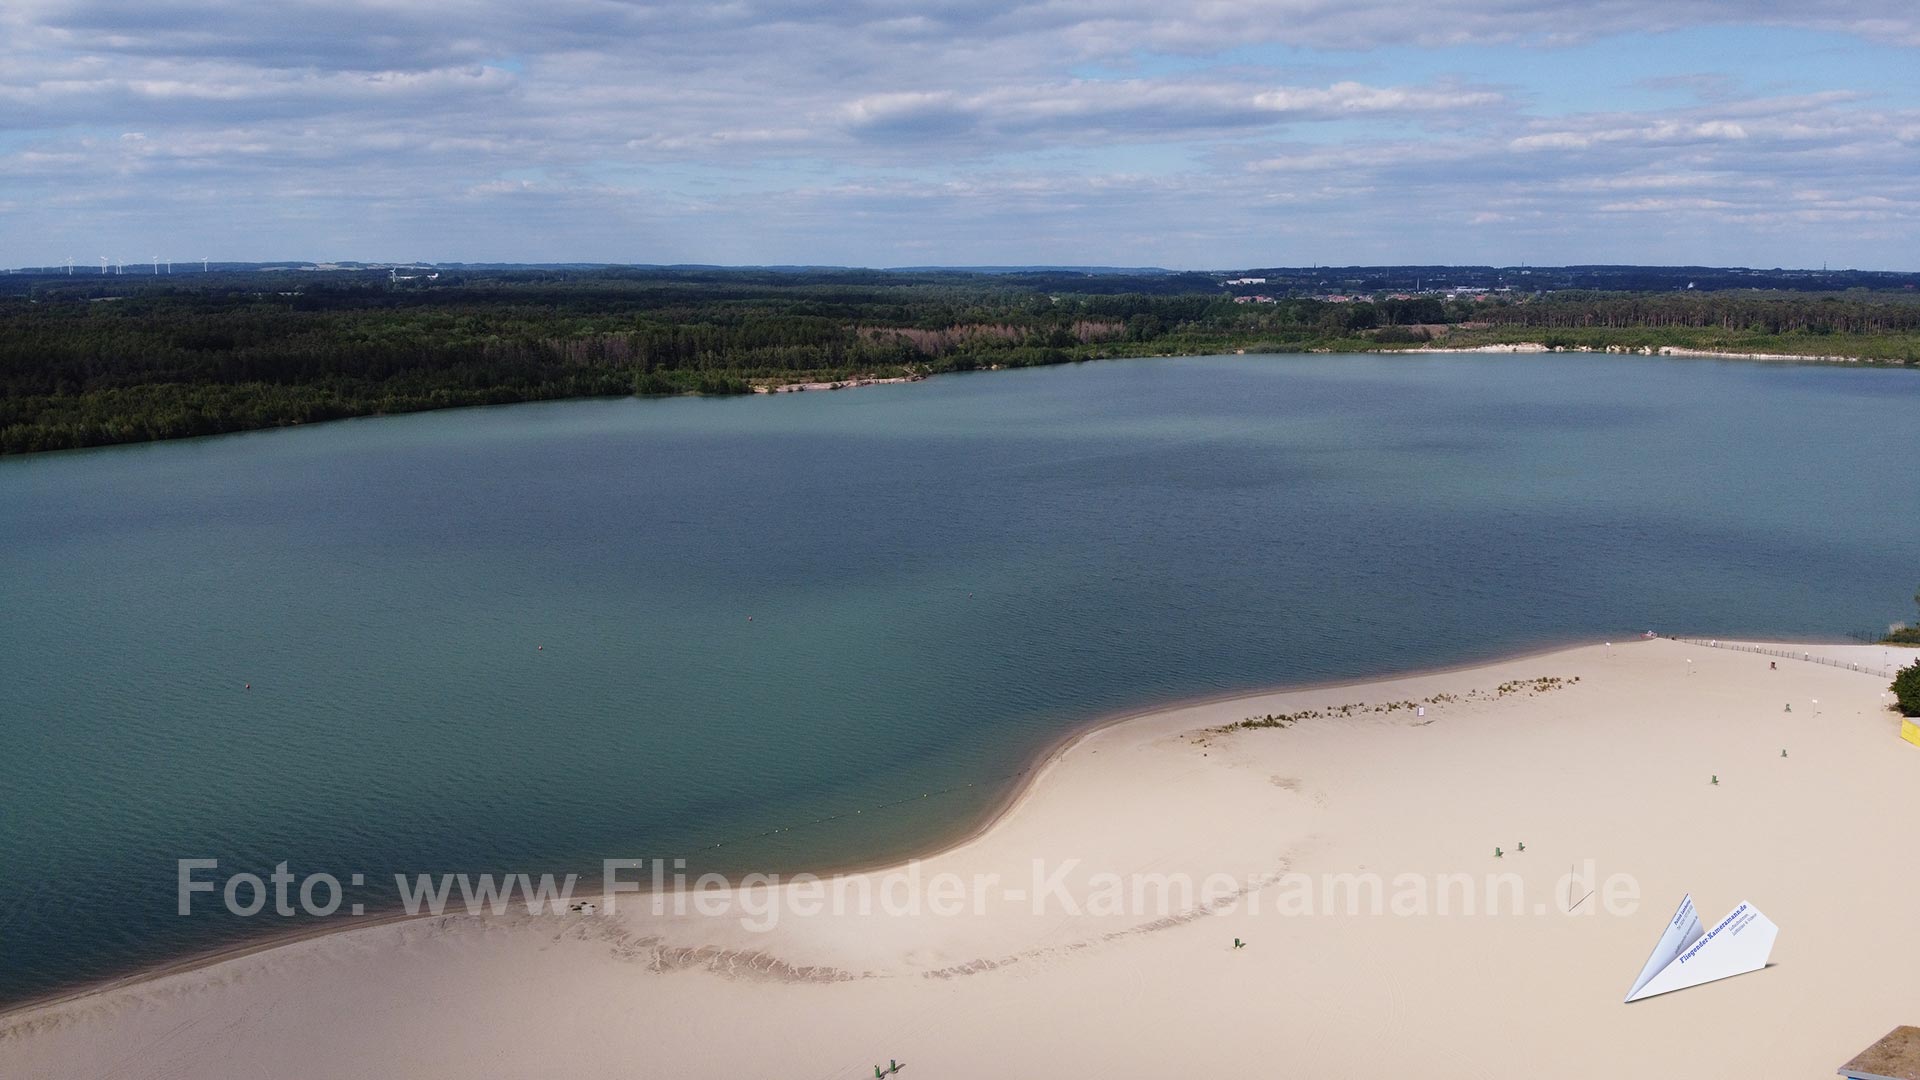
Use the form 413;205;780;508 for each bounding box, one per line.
1596;197;1737;212
0;0;1918;265
1511;120;1750;151
837;78;1505;145
1252;81;1503;113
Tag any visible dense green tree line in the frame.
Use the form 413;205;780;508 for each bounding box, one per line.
0;275;1267;452
1480;292;1920;334
3;271;1916;454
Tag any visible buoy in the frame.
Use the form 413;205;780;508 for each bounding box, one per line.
244;683;250;690
537;645;543;651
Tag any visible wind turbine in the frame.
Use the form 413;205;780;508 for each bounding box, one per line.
65;256;73;276
152;255;159;275
99;256;109;275
202;256;209;272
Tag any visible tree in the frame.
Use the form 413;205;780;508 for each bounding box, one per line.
1884;586;1920;644
1895;660;1920;718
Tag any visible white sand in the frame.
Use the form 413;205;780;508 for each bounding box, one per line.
1403;343;1899;364
4;638;1916;1079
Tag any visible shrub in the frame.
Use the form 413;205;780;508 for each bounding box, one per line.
1894;661;1920;718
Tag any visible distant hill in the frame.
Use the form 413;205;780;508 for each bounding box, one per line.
11;261;1920;294
8;262;1918;294
885;265;1176;275
1228;264;1920;293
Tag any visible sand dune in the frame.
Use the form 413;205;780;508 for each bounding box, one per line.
3;638;1915;1079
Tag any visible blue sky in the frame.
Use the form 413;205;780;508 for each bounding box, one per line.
2;2;1917;269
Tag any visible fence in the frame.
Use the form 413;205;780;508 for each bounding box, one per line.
1674;638;1903;681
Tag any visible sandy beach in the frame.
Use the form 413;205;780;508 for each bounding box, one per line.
1404;342;1908;365
3;637;1916;1079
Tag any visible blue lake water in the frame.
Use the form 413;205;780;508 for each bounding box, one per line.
2;352;1916;1004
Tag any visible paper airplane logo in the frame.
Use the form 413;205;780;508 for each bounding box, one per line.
1624;894;1777;1002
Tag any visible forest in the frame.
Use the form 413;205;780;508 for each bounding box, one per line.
2;267;1915;454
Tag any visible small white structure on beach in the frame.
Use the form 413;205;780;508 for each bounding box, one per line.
1624;894;1778;1002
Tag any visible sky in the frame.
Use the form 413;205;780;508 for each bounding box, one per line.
3;1;1918;269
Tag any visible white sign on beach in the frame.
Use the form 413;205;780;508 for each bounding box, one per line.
1624;894;1777;1002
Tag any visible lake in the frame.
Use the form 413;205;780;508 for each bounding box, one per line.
2;351;1915;1005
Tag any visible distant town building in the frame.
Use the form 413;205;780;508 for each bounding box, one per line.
1225;277;1267;285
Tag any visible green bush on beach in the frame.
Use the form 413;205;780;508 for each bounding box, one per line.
1894;661;1920;718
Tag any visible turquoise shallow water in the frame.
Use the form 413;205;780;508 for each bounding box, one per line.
2;352;1917;1004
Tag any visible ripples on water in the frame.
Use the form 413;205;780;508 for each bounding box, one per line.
2;352;1916;1003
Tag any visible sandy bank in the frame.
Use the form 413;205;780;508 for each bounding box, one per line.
2;639;1915;1079
753;374;926;393
1404;342;1909;365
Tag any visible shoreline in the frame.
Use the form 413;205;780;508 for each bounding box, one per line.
3;629;1889;1023
5;635;1912;1078
749;344;1915;402
8;341;1913;460
1399;341;1912;365
0;632;1627;1021
752;373;927;393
